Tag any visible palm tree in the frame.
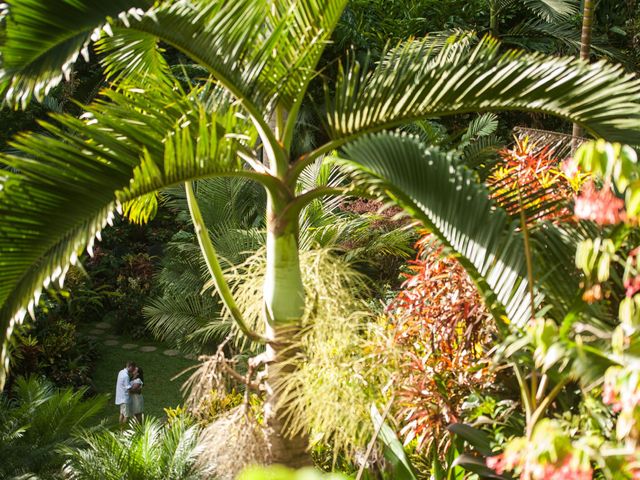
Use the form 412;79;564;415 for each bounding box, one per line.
1;0;640;466
146;172;413;354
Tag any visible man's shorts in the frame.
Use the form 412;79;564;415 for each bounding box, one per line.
119;402;129;417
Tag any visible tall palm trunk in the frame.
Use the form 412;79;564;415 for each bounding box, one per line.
262;195;310;466
571;0;594;152
489;0;499;37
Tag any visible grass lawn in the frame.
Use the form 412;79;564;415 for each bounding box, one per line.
89;335;197;422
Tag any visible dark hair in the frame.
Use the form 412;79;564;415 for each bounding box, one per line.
137;367;144;383
127;361;137;368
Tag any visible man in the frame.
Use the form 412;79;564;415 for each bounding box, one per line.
115;361;136;425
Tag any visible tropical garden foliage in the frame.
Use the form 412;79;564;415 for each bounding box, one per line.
1;0;640;479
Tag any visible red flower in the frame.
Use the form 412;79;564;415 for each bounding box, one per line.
574;181;625;225
487;452;592;480
625;275;640;298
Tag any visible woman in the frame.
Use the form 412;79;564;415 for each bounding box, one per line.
129;366;144;422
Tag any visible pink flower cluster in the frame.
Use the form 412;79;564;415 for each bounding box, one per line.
574;181;626;225
602;375;623;413
602;369;640;413
625;248;640;297
487;453;592;480
626;276;640;298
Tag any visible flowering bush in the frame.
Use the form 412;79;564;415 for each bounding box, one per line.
487;420;592;480
387;236;494;454
488;136;580;224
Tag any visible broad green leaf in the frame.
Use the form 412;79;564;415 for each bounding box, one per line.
370;404;418;480
447;424;493;457
451;453;510;479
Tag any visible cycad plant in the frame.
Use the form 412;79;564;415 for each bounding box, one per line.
63;416;203;480
1;0;640;467
0;375;106;479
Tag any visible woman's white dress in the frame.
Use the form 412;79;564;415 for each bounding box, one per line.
129;378;144;415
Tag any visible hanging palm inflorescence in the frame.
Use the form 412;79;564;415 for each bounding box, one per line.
1;0;640;467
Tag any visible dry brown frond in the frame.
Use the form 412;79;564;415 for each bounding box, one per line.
182;342;234;415
196;407;269;480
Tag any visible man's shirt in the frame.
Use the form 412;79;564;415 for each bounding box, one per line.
115;368;131;405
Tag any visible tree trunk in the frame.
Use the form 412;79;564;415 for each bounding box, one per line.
262;195;311;466
489;0;499;37
571;0;594;153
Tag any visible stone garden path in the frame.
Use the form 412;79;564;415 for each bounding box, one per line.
83;322;197;360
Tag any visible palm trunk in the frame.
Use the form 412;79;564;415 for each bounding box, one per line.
262;195;311;466
571;0;594;153
489;0;499;37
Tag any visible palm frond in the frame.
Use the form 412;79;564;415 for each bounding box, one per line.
95;27;173;87
164;177;266;231
0;376;106;477
340;131;536;327
144;295;224;353
460;134;503;171
0;83;260;384
504;20;628;62
522;0;579;22
400;120;449;147
326;35;640;145
0;0;152;107
1;0;349;119
459;113;499;148
63;416;202;480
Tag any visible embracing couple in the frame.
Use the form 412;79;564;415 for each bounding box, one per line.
115;360;145;424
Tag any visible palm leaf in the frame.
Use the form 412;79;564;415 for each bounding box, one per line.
144;295;225;353
459;113;499;148
400;120;449;147
340;131;535;327
504;20;628;62
1;0;349;120
0;0;152;107
522;0;579;21
0;83;263;384
460;134;503;171
325;35;640;145
95;28;173;87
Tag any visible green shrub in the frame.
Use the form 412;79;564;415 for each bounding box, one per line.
0;376;107;479
63;415;203;480
7;320;99;391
